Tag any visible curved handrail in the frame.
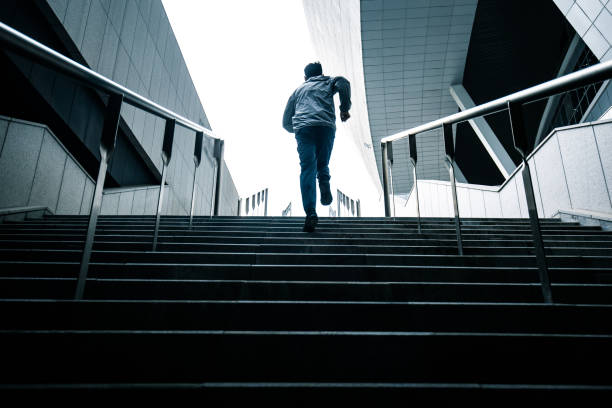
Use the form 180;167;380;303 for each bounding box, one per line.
381;58;612;143
378;56;612;305
0;21;215;138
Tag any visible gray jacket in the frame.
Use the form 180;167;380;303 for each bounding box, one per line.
282;75;351;133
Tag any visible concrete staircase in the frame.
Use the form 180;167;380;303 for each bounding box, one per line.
1;215;611;403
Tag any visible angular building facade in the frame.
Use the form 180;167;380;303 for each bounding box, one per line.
304;0;612;219
0;0;239;217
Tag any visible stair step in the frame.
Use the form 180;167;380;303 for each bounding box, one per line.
3;261;611;283
4;232;612;245
3;239;612;255
0;382;609;404
1;248;611;268
1;330;611;384
2;278;611;303
2;215;610;393
2;300;612;333
0;223;600;233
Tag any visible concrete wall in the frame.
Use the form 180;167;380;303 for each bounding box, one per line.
101;185;165;216
0;116;94;215
44;0;238;216
1;1;239;216
398;118;612;218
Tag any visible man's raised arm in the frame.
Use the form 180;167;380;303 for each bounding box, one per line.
282;92;296;133
333;76;351;121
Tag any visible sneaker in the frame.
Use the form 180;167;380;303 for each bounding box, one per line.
303;210;318;232
320;182;332;206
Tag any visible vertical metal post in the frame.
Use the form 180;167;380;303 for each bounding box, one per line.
75;93;123;300
189;131;203;230
508;102;553;303
237;198;242;216
213;139;224;216
264;188;268;216
337;190;341;217
381;142;393;217
408;134;421;234
443;124;463;255
209;161;217;217
388;142;396;217
152;118;175;251
356;199;361;217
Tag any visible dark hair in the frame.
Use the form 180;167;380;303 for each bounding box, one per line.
304;62;323;79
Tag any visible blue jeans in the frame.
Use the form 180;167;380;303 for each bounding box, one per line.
295;126;335;214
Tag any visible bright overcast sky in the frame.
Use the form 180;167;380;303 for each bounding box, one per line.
162;0;318;216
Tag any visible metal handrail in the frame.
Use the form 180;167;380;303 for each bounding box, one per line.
379;59;612;304
382;59;612;144
0;22;225;299
0;21;214;138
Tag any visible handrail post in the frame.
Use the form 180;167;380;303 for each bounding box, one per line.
152;118;175;251
264;188;269;216
75;93;123;300
337;189;341;217
508;102;553;303
387;142;396;217
356;199;361;217
213;139;224;216
189;131;203;230
381;142;393;217
209;161;217;217
443;124;463;255
237;198;242;216
408;134;421;233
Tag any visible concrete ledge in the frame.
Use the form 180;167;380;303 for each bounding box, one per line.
554;208;612;231
0;206;54;223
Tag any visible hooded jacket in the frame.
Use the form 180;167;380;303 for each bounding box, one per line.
282;75;351;133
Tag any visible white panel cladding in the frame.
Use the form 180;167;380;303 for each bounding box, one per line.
0;117;96;214
117;190;135;214
392;120;612;220
592;121;612;205
576;0;604;20
145;187;158;215
436;183;450;216
469;188;486;217
100;185;168;215
131;188;147;215
483;190;502;217
528;157;546;218
554;0;612;62
533;134;572;217
80;180;94;215
514;173;529;218
557;125;612;212
499;179;521;218
0;120;44;208
28;130;67;212
101;192;119;215
456;186;471;217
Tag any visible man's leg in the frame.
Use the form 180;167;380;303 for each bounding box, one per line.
295;128;318;231
315;127;335;205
